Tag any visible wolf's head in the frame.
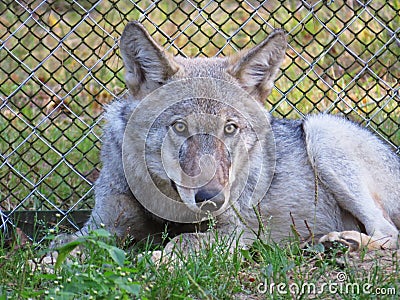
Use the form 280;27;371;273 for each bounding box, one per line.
120;22;286;221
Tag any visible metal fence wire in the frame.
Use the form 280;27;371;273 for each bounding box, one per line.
1;0;399;242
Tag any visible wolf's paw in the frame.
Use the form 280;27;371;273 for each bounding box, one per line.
27;251;58;273
49;233;79;249
137;250;163;264
318;231;396;251
141;234;202;267
137;250;177;272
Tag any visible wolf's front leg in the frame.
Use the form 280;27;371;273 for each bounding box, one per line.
52;192;155;248
86;191;168;243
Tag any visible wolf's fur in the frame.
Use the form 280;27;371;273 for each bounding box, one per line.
79;21;400;253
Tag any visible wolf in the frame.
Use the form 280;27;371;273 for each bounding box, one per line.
74;21;399;255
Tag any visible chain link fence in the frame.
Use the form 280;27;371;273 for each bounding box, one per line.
1;0;399;243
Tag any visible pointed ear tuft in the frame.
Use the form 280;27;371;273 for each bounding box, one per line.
120;21;179;98
227;29;287;103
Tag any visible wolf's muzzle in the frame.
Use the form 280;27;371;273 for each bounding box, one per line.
195;188;225;211
195;189;220;203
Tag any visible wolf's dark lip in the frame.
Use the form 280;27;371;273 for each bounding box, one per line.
170;180;178;193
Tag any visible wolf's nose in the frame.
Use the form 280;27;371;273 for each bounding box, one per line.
195;189;220;203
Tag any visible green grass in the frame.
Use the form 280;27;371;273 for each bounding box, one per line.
1;228;399;299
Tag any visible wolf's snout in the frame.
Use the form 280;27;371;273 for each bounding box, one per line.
195;189;220;203
194;188;226;212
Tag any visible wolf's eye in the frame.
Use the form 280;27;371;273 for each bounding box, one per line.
224;122;238;135
172;121;187;134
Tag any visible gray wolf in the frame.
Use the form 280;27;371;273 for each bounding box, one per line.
74;21;400;254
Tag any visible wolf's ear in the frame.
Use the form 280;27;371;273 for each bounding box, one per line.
227;29;287;103
120;21;179;98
